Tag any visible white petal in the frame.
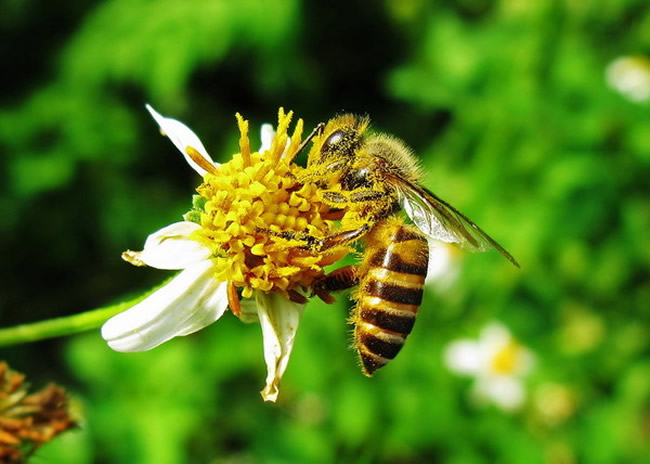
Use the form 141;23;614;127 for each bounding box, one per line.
259;124;275;152
477;322;511;360
474;377;526;411
281;137;292;160
480;322;510;346
259;123;293;160
255;292;304;402
239;297;260;324
425;240;461;290
126;221;212;270
101;260;228;352
606;57;650;102
146;104;218;175
426;240;452;281
444;340;481;374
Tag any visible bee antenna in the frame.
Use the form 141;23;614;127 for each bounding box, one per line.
288;122;325;163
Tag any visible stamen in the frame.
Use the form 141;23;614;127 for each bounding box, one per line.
186;146;219;175
270;108;293;162
285;117;304;161
235;113;251;167
491;340;521;374
227;282;242;317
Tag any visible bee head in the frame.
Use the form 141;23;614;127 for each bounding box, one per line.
307;114;370;168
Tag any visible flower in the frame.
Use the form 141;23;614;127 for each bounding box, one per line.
425;240;461;290
0;362;76;462
605;55;650;102
444;322;534;411
102;105;347;402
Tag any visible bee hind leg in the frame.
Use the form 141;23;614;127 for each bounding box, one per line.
312;265;359;304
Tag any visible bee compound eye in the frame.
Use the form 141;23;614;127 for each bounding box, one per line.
324;130;344;148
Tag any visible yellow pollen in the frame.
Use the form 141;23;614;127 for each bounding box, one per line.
191;109;348;299
490;340;523;375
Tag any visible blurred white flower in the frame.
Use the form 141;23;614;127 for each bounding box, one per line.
102;105;312;402
605;56;650;102
444;322;534;411
425;240;461;290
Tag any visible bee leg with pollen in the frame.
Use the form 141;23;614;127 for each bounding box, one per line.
321;189;391;208
318;224;371;251
269;223;372;253
312;265;359;304
288;122;325;164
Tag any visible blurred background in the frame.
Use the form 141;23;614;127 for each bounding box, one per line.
1;0;649;462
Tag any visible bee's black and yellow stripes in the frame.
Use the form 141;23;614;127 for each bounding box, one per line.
353;217;429;376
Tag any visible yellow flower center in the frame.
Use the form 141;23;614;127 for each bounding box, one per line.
190;109;345;299
490;340;523;375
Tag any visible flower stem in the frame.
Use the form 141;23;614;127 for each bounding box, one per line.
0;302;125;347
0;279;172;347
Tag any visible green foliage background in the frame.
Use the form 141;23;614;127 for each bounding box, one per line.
1;0;649;462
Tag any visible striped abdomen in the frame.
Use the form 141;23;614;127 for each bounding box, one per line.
354;218;429;376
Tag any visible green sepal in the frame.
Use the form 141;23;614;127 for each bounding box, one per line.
192;195;207;211
183;195;206;224
183;210;202;224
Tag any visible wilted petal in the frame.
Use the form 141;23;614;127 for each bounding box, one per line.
255;292;304;402
444;340;481;374
102;260;228;352
146;104;218;175
123;221;212;270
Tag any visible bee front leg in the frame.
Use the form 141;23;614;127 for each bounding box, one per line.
312;265;359;304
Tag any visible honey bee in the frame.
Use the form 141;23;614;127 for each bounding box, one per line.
294;114;519;376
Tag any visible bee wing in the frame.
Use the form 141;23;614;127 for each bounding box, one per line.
393;177;519;267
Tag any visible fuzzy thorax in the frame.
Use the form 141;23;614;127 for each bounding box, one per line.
188;109;343;299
